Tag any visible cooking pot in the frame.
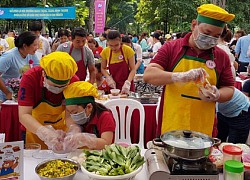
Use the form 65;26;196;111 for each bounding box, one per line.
153;130;221;161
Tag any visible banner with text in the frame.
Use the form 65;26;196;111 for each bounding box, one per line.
0;7;76;19
94;0;106;34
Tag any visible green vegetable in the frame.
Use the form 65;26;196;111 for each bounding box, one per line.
83;144;144;176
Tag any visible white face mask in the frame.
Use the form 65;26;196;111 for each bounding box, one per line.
43;78;65;94
194;30;219;50
70;111;90;125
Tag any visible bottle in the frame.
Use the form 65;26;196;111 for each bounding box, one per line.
223;145;243;164
244;162;250;180
224;160;244;180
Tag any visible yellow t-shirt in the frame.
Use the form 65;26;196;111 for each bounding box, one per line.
100;44;135;65
5;37;15;49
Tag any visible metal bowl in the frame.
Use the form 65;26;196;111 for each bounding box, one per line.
35;158;80;180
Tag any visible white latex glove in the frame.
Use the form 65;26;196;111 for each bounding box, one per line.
51;129;66;153
198;85;220;102
106;76;116;89
121;80;131;94
63;133;97;152
172;68;207;83
66;124;81;135
36;125;64;150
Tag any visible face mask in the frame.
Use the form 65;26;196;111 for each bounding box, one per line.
70;111;90;125
43;79;65;94
194;31;219;50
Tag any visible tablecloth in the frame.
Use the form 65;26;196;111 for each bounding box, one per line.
130;104;157;148
23;149;223;180
0;102;22;142
23;149;148;180
234;76;247;91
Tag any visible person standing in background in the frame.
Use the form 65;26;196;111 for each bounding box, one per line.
139;32;149;52
216;88;250;144
29;21;51;59
51;29;70;52
229;30;246;56
87;38;103;58
100;30;136;94
235;31;250;72
151;32;163;56
56;27;95;83
0;30;9;55
104;27;111;35
122;35;144;74
5;30;15;50
217;26;238;78
0;31;39;101
94;33;107;49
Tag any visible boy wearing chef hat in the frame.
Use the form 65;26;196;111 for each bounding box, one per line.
18;52;80;150
143;4;236;137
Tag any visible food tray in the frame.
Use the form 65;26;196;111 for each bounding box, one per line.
128;92;159;104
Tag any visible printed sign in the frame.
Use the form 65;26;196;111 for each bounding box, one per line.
0;7;76;19
94;0;106;34
0;141;23;180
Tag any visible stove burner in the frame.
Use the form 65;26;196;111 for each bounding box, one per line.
163;153;219;175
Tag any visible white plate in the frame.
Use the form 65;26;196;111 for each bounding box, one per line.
81;164;143;180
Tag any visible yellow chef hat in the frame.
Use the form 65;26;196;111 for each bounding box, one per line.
63;81;98;105
40;52;78;85
197;4;235;27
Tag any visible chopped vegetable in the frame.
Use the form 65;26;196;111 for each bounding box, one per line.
37;159;78;178
82;144;144;176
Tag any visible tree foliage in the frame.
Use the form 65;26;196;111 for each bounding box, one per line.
0;0;89;34
135;0;250;34
105;0;138;33
1;0;250;35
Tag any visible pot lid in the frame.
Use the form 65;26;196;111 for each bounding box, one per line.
161;130;214;149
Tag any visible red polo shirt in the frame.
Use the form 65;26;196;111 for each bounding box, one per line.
18;66;79;106
83;111;115;138
151;32;234;87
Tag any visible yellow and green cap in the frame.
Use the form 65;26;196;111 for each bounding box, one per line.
40;52;78;85
197;4;235;27
63;81;98;105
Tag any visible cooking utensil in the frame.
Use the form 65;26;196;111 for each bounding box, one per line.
153;130;221;160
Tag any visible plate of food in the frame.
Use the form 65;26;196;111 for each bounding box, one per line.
81;144;144;180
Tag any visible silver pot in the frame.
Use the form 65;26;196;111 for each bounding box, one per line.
153;130;221;161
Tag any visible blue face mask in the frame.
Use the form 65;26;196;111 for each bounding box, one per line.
194;31;219;50
70;111;90;125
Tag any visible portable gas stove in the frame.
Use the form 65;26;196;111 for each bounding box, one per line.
145;148;219;180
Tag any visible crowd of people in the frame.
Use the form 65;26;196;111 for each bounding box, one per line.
0;3;250;152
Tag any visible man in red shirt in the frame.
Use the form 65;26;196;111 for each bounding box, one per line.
143;4;235;136
18;52;80;150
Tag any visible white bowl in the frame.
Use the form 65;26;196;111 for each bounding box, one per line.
110;89;120;96
81;164;143;180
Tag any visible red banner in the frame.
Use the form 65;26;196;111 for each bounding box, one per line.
94;0;106;34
